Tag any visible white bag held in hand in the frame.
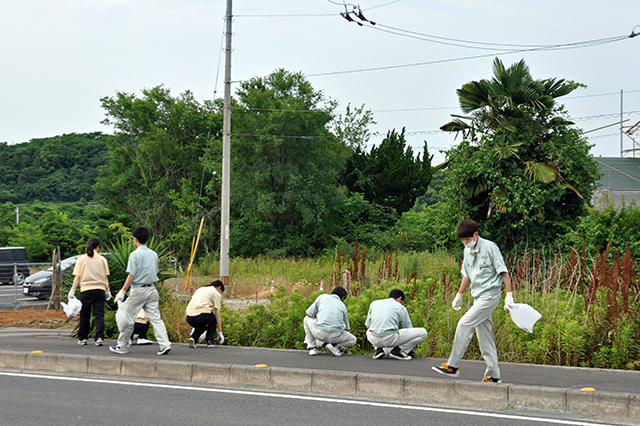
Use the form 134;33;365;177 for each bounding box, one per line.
115;301;134;331
507;303;542;333
61;297;82;318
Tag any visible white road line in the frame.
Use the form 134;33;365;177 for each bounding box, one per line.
0;371;614;426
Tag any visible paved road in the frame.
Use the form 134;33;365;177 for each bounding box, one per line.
0;328;637;396
0;370;619;426
0;328;638;425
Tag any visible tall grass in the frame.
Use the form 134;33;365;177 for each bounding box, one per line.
154;245;639;369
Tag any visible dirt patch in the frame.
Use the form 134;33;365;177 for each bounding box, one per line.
0;310;76;329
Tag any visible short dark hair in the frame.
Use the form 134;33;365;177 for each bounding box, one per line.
389;289;405;301
331;286;347;300
133;226;150;244
209;279;225;292
456;219;479;239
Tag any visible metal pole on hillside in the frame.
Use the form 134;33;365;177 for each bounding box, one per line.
220;0;232;286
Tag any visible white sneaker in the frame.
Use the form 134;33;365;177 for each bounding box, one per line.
137;338;153;345
308;347;318;356
325;343;342;357
189;337;196;348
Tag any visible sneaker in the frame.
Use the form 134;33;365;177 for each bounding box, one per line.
137;338;153;345
131;334;139;344
189;337;197;349
95;338;103;347
77;339;87;346
325;343;342;357
389;346;411;360
109;345;128;354
308;347;318;356
407;349;417;358
207;341;215;348
482;377;502;383
432;363;459;377
157;346;171;355
372;347;386;360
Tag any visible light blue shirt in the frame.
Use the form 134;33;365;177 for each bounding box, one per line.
365;298;412;337
126;245;159;287
306;294;350;333
461;236;508;299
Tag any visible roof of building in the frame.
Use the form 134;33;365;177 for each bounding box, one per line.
595;157;640;191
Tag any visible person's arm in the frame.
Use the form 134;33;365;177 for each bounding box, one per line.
122;274;134;293
68;274;81;299
451;276;470;311
215;307;222;332
457;276;471;294
502;272;512;292
115;274;134;303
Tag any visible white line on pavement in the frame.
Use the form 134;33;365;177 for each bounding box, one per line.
0;371;614;426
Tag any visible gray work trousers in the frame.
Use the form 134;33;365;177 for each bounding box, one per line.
303;316;357;349
448;293;501;378
117;286;171;351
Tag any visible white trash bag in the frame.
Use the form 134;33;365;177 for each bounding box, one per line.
507;303;542;333
115;301;134;331
61;298;82;318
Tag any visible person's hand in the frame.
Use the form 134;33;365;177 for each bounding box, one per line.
114;290;126;304
105;290;113;301
68;290;76;301
451;293;463;311
504;292;515;311
217;331;225;344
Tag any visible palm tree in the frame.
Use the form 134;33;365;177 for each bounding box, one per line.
438;57;583;214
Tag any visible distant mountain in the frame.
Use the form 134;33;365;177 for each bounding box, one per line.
0;132;109;203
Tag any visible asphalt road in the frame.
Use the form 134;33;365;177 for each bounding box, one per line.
1;329;638;396
0;370;618;426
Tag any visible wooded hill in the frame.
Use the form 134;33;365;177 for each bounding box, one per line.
0;132;108;203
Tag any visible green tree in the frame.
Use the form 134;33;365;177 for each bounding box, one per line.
0;133;108;203
438;58;600;250
96;86;222;259
345;128;432;218
225;69;348;257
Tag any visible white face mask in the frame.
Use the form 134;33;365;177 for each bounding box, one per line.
464;235;477;249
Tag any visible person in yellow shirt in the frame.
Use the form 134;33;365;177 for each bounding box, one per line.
185;280;225;348
69;237;111;347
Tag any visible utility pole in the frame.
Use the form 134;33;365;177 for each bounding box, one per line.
220;0;232;286
620;89;624;157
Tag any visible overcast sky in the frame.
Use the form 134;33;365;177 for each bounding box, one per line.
1;0;639;165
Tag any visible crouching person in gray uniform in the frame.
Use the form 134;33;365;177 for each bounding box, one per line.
365;289;427;360
304;286;356;356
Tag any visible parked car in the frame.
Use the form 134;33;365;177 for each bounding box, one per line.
0;247;30;285
22;255;81;300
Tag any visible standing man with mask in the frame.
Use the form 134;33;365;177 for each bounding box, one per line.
432;219;513;383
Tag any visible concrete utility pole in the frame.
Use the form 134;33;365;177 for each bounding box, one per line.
220;0;232;285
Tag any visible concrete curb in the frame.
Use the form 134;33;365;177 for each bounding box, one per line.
1;349;637;424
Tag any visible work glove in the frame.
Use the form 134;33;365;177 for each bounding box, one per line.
68;290;76;301
114;290;126;304
217;331;225;345
452;293;463;311
105;290;113;301
504;292;515;311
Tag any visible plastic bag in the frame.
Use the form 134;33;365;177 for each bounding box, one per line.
61;298;82;318
115;300;134;331
507;303;542;333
